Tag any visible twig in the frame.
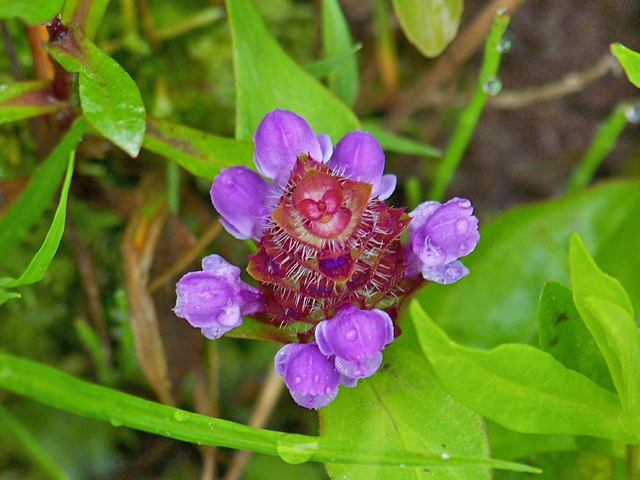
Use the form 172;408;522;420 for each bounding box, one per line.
222;365;285;480
489;54;619;109
147;220;223;293
386;0;527;130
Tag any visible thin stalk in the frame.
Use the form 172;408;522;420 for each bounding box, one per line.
429;11;511;201
566;101;632;191
0;404;74;480
374;0;399;104
167;160;180;214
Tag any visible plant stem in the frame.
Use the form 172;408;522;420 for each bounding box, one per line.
429;11;510;202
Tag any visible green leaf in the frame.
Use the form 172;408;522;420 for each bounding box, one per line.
61;0;111;40
362;121;442;157
225;0;359;142
4;151;75;288
0;118;86;266
0;81;68;124
321;0;359;106
0;290;21;307
321;344;492;480
537;281;614;392
411;301;636;443
142;116;254;180
0;349;538;473
0;0;63;23
611;43;640;89
46;25;146;157
303;44;362;80
569;233;640;414
225;317;304;344
392;0;463;58
414;181;640;349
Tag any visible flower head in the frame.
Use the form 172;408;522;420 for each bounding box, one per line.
404;197;480;284
174;255;264;339
176;109;480;409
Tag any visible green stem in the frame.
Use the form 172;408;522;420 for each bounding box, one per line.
167;160;180;214
566;102;631;191
429;12;510;201
0;349;539;473
0;404;74;480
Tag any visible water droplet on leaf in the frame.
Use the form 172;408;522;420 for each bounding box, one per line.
625;103;640;124
483;77;502;96
174;410;190;422
277;434;318;464
496;39;511;53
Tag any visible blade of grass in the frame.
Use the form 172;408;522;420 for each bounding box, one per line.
429;11;510;201
566;101;633;191
0;349;540;473
0;404;74;480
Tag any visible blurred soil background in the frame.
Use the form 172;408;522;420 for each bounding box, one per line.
0;0;639;478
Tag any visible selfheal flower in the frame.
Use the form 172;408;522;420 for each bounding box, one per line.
275;342;340;408
174;255;264;339
315;305;394;386
404;197;480;284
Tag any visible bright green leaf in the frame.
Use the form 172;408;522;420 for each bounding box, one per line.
611;43;640;89
321;344;491;480
411;301;636;443
142;116;254;180
46;25;146;157
4;152;75;288
0;0;63;23
362;121;441;157
569;233;640;413
0;81;68;124
225;0;359;142
537;281;614;392
392;0;463;58
61;0;111;40
321;0;360;106
0;118;86;266
414;181;640;348
0;290;21;306
0;349;538;472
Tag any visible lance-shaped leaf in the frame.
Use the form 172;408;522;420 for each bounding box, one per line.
0;81;67;124
0;118;86;265
46;25;146;157
321;0;359;106
0;349;539;473
611;43;640;89
143;116;254;180
411;300;637;443
61;0;111;40
0;0;64;23
392;0;463;58
569;233;640;414
321;344;491;480
537;281;614;392
225;0;359;142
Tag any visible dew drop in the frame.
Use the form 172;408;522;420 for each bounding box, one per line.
294;376;302;385
625;102;640;124
345;328;357;341
174;410;190;422
496;39;511;53
483;77;502;96
110;418;123;427
441;452;450;460
325;386;333;395
314;374;320;382
277;434;319;465
454;219;468;234
496;7;508;15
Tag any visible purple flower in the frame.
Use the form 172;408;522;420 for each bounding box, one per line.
174;255;264;339
210;109;397;241
275;342;341;409
315;305;394;386
404;197;480;284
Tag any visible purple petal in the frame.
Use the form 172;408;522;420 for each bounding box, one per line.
174;254;264;338
253;109;322;181
275;342;341;409
377;174;397;200
327;131;385;194
336;353;383;385
404;197;479;284
317;133;333;162
211;166;272;240
315;305;394;362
